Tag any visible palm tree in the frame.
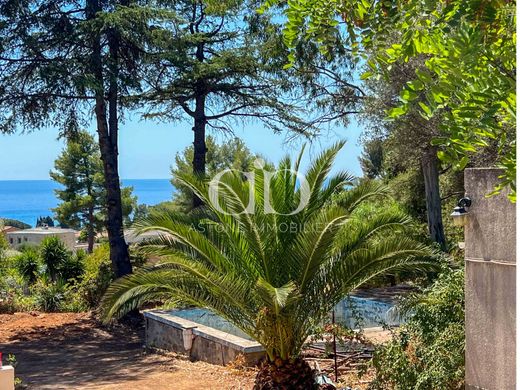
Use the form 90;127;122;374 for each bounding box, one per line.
101;142;437;389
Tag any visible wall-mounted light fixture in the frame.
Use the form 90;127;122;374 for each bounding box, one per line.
451;197;472;227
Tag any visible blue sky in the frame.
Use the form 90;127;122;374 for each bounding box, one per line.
0;116;364;180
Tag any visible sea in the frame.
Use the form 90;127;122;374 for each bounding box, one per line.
0;179;173;227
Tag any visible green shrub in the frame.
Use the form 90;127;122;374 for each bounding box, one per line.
370;268;464;390
0;231;8;253
15;249;41;284
3;240;146;313
39;237;86;282
78;244;113;307
59;250;86;282
59;283;89;312
40;236;71;281
76;243;149;309
1;239;92;313
0;257;36;313
33;278;67;312
16;242;39;253
0;290;22;314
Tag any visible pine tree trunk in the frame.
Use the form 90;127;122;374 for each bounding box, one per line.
191;93;207;209
421;147;446;251
254;357;317;390
190;36;208;209
87;206;95;253
87;0;132;277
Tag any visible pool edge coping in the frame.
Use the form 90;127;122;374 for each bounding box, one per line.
143;309;265;354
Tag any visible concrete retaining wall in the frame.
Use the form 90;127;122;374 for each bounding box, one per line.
464;168;516;389
144;310;265;366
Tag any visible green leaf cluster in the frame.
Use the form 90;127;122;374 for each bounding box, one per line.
271;0;516;201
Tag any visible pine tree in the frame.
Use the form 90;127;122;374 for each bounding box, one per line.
0;0;165;276
0;0;361;271
140;0;361;208
51;130;136;253
170;135;259;211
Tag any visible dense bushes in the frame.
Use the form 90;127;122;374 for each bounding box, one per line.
370;268;464;390
77;244;113;307
15;249;40;284
0;239;146;314
15;237;85;284
1;238;88;312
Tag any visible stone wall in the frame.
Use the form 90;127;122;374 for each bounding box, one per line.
144;310;265;366
464;168;516;389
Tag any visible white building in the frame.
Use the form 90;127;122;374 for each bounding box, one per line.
6;227;77;251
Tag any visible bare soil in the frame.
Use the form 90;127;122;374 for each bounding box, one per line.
0;312;387;389
0;312;255;389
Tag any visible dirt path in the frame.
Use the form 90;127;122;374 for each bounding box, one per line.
0;312;386;389
0;312;255;389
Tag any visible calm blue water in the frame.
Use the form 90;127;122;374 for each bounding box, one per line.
0;179;172;227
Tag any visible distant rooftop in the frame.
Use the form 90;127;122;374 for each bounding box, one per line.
1;225;20;233
7;227;77;235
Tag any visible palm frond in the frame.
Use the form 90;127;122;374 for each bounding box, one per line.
102;143;439;361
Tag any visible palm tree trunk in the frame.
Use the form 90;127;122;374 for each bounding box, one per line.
254;357;317;390
421;147;446;251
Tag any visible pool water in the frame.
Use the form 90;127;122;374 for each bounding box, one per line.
333;296;401;328
170;296;400;337
171;308;253;340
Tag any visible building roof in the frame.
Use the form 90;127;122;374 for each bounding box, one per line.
1;226;20;234
6;227;78;235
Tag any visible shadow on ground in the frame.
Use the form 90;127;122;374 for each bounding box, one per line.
0;315;179;389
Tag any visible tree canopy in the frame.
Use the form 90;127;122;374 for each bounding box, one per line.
137;0;362;207
269;0;516;201
170;135;260;211
51;130;136;252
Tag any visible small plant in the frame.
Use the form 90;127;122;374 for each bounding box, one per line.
33;278;66;312
4;354;23;389
6;353;17;367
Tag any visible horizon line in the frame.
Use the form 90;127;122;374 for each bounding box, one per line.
0;178;171;181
